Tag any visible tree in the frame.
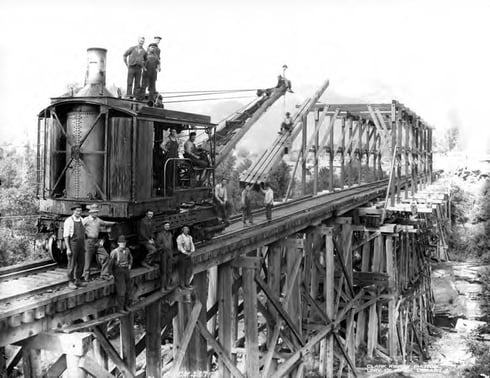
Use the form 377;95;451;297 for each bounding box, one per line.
0;143;40;266
268;160;291;200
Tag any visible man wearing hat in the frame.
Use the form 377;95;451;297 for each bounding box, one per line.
82;204;116;281
153;36;162;67
155;220;174;290
109;235;133;313
63;204;86;289
142;43;160;103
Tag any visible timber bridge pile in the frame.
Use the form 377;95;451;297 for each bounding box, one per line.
0;99;451;377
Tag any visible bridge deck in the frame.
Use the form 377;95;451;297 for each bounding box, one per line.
0;179;391;346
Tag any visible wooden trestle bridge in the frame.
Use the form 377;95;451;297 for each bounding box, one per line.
0;100;449;378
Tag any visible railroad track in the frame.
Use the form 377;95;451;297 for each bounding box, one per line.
0;259;57;283
213;179;391;241
0;179;392;306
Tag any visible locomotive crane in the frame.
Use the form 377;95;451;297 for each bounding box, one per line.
36;47;290;263
36;48;224;263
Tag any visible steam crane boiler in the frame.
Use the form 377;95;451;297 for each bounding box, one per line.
36;47;225;263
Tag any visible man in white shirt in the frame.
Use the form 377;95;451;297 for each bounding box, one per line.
261;183;274;222
63;204;87;289
82;204;115;281
214;178;229;221
176;226;195;288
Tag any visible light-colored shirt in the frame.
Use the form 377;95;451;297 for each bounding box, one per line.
184;139;198;158
264;188;274;205
82;215;111;239
215;183;228;202
177;233;195;255
63;215;83;238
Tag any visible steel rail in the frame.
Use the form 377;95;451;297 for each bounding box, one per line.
0;177;406;306
0;259;57;283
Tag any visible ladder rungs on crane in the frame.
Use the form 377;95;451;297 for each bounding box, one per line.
240;79;330;185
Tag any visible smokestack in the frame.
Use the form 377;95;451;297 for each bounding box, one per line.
76;47;114;97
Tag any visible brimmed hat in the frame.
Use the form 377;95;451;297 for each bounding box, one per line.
117;235;127;243
88;204;100;213
71;204;83;210
163;220;170;225
154;36;162;40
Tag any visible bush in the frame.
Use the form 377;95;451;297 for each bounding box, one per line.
0;144;40;267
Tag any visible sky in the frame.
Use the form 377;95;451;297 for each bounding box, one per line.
1;0;489;155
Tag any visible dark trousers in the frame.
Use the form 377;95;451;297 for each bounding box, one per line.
127;65;142;99
177;254;192;287
164;159;175;193
83;239;110;279
184;153;208;169
242;204;253;224
215;200;228;220
160;249;173;288
265;204;273;221
142;69;157;101
114;266;131;310
67;241;85;283
142;241;158;264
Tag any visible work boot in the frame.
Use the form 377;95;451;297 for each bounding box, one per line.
68;281;78;290
141;261;152;269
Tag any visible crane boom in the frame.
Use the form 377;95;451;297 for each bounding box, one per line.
214;79;289;167
239;79;330;185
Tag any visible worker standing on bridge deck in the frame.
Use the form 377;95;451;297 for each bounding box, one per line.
109;235;133;314
176;226;195;289
261;183;274;222
155;220;174;290
214;178;229;221
63;204;87;289
82;205;115;282
241;184;254;226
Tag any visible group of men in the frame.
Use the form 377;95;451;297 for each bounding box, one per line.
63;204;115;290
123;35;162;102
138;209;195;290
215;179;275;226
155;130;211;195
63;205;195;313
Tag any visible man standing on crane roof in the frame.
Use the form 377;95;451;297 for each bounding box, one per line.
123;36;147;100
153;36;162;71
142;43;159;103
